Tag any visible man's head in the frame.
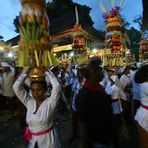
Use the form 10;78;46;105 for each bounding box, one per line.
50;66;59;77
134;64;148;83
107;68;115;78
80;57;104;82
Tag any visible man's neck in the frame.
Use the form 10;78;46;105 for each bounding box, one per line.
87;80;98;88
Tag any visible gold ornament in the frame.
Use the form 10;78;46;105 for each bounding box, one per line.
29;66;45;81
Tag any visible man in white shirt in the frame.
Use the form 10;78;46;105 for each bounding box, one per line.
130;68;141;118
1;66;16;115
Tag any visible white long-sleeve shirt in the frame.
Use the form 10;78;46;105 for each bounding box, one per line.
130;70;141;101
120;74;132;101
135;82;148;132
13;71;61;148
2;70;15;97
71;78;83;111
105;82;125;114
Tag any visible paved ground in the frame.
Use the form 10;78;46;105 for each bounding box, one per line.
0;111;22;148
0;110;138;148
0;110;78;148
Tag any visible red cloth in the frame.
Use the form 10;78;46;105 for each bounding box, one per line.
83;81;107;96
141;104;148;110
84;81;99;92
23;126;53;142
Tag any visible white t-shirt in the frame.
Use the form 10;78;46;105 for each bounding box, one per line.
2;71;15;97
120;74;132;101
105;82;124;114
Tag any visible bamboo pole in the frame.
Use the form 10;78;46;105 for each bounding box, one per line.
98;0;107;13
112;0;115;8
75;6;79;25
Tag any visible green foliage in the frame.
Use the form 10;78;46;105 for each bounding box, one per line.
120;15;130;29
75;4;93;26
46;0;93;26
13;0;94;33
133;15;148;39
13;16;20;33
46;0;74;18
126;27;141;61
0;35;3;40
118;14;143;64
0;35;4;42
133;15;143;31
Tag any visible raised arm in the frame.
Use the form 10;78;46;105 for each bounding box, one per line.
13;71;30;106
45;70;61;105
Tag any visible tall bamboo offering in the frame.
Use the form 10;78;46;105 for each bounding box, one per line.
18;0;56;80
72;25;86;49
99;0;127;67
73;7;86;50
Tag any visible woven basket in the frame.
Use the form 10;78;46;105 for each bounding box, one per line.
137;124;148;148
106;26;123;32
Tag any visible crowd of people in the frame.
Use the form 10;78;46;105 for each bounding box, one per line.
0;57;147;148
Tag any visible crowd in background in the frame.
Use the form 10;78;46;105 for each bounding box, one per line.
0;58;147;148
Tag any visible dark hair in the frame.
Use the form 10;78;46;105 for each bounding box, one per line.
79;57;102;80
134;64;148;83
50;66;59;77
79;66;90;80
87;56;102;69
77;68;84;78
31;80;48;91
125;65;131;71
15;67;23;77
